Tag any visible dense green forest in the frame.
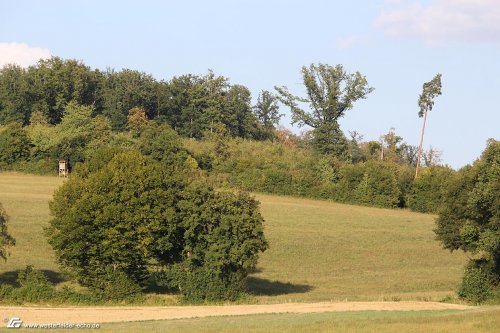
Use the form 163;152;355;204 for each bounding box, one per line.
0;57;468;212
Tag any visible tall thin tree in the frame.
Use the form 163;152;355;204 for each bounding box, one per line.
416;74;442;178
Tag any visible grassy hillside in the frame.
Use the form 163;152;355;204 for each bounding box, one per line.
0;172;466;303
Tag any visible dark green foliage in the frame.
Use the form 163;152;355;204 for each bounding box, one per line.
164;183;268;302
0;203;15;261
10;266;55;302
137;123;196;174
353;161;401;208
164;264;246;303
253;90;282;140
11;159;57;175
187;138;407;209
0;58;261;140
458;260;498;304
101;69;159;130
0;266;141;304
0;64;32;124
312;123;351;160
0;122;31;166
435;140;500;303
406;166;454;213
48;151;186;287
0;58;102;125
48;149;267;302
90;268;144;302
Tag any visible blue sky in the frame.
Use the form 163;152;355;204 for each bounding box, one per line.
1;0;499;168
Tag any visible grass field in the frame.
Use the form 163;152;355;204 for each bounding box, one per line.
0;172;467;303
72;307;500;333
2;308;499;333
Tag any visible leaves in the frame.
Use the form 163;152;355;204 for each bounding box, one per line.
418;74;442;117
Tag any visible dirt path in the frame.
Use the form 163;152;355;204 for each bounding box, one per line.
0;302;473;324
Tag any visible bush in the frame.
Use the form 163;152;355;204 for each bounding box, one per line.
406;166;454;213
0;203;15;261
10;266;55;303
458;260;497;304
12;159;58;175
353;161;400;208
90;269;144;302
172;183;269;302
0;122;31;165
160;264;245;303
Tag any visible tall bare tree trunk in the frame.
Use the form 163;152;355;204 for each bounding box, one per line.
415;110;428;178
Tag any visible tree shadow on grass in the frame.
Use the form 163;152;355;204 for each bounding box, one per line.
0;269;66;287
246;277;313;296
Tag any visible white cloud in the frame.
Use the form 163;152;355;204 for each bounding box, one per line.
336;35;370;49
0;42;51;68
374;0;500;44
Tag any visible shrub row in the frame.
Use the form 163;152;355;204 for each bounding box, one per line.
185;138;455;211
0;266;144;305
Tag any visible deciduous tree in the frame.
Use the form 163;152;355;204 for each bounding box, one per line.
275;63;373;158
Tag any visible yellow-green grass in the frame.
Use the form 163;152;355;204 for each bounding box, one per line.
0;172;64;281
3;308;499;333
0;172;467;303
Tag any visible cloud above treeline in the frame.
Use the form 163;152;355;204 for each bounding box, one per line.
374;0;500;44
0;42;51;68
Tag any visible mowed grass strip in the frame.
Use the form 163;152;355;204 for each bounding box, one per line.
10;308;497;333
0;173;466;303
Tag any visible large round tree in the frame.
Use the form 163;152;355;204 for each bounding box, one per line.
47;149;267;300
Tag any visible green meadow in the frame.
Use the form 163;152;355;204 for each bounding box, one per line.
0;172;467;303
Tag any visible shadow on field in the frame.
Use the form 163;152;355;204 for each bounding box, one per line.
246;277;313;296
0;269;65;287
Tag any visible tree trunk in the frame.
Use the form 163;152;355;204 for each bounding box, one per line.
415;110;428;178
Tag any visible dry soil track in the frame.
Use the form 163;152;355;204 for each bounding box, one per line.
0;302;473;324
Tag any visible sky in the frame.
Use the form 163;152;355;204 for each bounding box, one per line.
1;0;499;169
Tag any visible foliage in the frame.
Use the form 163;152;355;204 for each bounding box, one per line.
47;149;267;301
0;203;15;261
406;166;454;213
137;123;197;174
47;150;186;287
435;139;500;303
0;122;31;166
160;182;268;302
127;107;150;136
0;266;142;304
275;63;374;158
458;260;497;304
253;90;282;140
90;268;144;302
418;74;442;118
26;102;112;167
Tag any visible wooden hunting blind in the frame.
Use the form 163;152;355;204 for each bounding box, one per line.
58;160;68;177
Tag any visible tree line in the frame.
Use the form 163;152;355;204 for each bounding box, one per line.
0;57;279;140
